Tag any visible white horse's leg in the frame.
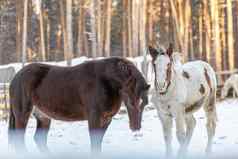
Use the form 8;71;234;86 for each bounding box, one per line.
185;115;196;147
175;110;187;158
233;85;238;98
204;95;217;154
158;111;173;158
205;111;216;154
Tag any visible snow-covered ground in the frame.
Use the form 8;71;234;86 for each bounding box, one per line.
0;99;238;158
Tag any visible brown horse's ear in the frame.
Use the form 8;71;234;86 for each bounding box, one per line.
166;43;173;57
148;46;159;62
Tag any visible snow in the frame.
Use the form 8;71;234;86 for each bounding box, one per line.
0;99;238;158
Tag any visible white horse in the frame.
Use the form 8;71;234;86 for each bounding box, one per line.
221;74;238;99
148;45;217;157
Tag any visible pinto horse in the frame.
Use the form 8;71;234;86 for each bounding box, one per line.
148;45;217;158
8;57;150;154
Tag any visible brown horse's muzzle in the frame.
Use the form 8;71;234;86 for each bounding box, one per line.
125;98;142;131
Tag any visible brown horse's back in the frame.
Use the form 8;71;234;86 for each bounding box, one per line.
10;60;122;121
32;63;95;121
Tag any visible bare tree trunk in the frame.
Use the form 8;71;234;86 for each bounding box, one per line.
60;1;68;62
127;0;132;57
139;0;147;56
147;0;154;45
198;3;203;59
122;0;128;57
104;0;112;57
132;0;139;57
66;0;73;65
210;0;222;71
221;9;227;72
189;24;194;60
140;0;148;79
178;0;184;37
90;0;97;58
22;0;28;66
84;30;89;57
183;0;191;60
96;0;103;57
16;0;23;62
77;0;85;57
227;0;234;70
234;1;238;68
46;15;50;60
38;0;46;61
169;0;182;52
56;25;62;60
203;0;211;63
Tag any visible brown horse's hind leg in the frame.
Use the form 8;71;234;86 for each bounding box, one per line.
10;101;33;152
33;109;51;153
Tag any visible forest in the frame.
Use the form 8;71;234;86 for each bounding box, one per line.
0;1;238;158
0;0;238;73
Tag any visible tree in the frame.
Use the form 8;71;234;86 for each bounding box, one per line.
37;0;46;61
210;0;222;71
104;0;112;57
227;0;234;70
77;0;87;57
203;0;212;63
65;0;73;65
16;0;23;62
22;0;28;66
90;0;97;58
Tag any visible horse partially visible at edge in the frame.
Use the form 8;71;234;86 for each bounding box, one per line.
221;74;238;99
148;45;217;158
8;57;150;154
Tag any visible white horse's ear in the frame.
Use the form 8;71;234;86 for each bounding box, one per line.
172;53;183;74
166;43;173;57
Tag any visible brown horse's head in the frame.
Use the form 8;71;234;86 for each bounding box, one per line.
118;60;150;131
122;76;150;131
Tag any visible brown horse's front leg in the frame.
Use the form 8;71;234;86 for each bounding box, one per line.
88;112;112;155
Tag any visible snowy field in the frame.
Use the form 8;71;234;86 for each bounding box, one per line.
0;57;238;158
0;99;238;158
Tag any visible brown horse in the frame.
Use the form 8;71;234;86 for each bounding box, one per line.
8;57;150;154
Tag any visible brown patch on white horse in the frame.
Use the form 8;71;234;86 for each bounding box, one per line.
182;71;190;79
185;96;205;113
204;68;212;92
199;84;205;94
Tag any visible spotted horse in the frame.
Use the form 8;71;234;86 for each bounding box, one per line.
148;44;217;158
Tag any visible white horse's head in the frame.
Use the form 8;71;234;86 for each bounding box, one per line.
148;44;182;94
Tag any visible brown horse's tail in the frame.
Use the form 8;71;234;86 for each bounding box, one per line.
9;107;15;131
8;106;15;145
